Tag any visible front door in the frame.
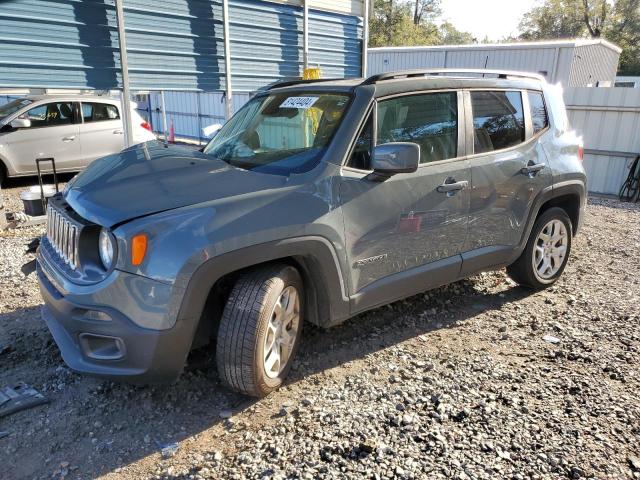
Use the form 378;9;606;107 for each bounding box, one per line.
4;101;81;174
462;89;553;272
339;91;471;308
78;102;124;166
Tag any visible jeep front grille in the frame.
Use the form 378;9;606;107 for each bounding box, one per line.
46;204;79;270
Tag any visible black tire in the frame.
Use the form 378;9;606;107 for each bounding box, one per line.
216;264;304;397
507;207;572;289
0;162;6;186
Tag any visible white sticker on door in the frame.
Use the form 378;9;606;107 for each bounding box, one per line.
280;96;319;109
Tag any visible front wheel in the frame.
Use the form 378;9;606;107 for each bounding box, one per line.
507;207;572;289
216;264;304;397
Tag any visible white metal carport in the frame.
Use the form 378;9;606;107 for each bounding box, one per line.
368;39;621;87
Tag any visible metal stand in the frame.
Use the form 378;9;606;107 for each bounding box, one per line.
35;157;59;213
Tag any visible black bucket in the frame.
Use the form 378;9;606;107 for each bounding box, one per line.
20;186;56;217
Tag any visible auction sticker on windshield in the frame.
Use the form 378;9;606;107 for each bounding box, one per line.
280;97;318;109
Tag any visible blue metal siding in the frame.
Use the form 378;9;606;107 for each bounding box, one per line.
123;0;226;91
0;0;225;91
0;0;361;92
308;9;362;79
0;0;121;89
229;0;363;91
228;0;303;91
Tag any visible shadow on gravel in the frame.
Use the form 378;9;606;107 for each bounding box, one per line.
0;275;534;479
289;276;534;385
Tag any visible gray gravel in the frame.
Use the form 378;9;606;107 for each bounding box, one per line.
1;183;639;479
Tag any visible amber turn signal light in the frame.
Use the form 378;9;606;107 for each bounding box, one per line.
131;234;148;266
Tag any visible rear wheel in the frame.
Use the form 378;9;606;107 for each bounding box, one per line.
507;207;572;289
216;264;303;397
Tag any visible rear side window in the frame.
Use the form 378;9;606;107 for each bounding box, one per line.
528;91;549;134
377;92;458;164
82;103;120;123
471;91;525;154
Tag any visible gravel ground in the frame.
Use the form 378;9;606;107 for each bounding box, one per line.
1;180;639;480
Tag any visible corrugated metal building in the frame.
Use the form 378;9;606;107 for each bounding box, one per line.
0;0;365;93
368;39;621;87
565;87;640;195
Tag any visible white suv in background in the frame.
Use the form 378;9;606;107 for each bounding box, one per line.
0;95;156;183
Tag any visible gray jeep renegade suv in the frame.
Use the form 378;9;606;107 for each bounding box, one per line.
37;69;586;397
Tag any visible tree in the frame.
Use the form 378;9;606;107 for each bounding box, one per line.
582;0;608;37
519;0;585;39
369;0;441;47
368;0;475;47
438;21;476;44
607;0;640;74
412;0;441;25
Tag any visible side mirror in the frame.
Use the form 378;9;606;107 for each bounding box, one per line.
10;118;31;129
370;142;420;178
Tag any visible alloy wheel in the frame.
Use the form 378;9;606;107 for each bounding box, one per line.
533;219;568;279
263;286;300;379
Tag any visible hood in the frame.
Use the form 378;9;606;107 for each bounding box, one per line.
64;141;287;227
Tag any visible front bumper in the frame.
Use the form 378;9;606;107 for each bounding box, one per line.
37;255;197;383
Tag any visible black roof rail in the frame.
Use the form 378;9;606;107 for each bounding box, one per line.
362;68;546;85
265;78;346;90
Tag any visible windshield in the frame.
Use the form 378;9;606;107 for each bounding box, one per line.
203;92;350;175
0;99;32;120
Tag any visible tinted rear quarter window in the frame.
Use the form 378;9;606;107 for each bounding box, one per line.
471;91;525;154
528;91;549;134
82;103;120;123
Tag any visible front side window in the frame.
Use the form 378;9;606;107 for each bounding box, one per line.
82;103;119;123
20;102;75;128
471;91;525;154
528;91;549;134
376;92;458;164
346;114;373;170
203;92;350;175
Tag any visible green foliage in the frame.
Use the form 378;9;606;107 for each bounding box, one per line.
519;0;640;74
368;0;475;47
519;0;586;39
438;22;477;45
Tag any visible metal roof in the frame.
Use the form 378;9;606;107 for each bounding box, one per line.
369;38;622;54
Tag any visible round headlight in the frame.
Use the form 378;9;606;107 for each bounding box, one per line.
98;229;116;270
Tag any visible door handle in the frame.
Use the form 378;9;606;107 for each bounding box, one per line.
437;179;468;194
62;136;76;142
521;162;546;176
113;129;123;135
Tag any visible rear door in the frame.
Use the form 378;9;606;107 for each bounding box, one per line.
339;90;471;308
3;101;81;174
461;89;553;274
78;101;124;166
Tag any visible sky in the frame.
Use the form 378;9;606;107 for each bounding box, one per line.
440;0;536;42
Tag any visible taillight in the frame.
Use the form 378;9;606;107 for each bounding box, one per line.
578;146;584;162
141;121;152;132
